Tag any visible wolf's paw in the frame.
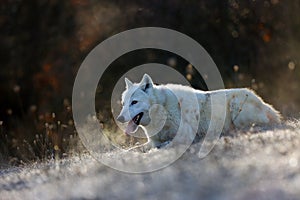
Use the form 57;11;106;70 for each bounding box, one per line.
156;140;171;149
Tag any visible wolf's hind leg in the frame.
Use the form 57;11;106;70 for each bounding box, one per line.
229;89;281;128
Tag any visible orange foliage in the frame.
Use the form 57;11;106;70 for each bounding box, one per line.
258;23;272;43
34;63;60;92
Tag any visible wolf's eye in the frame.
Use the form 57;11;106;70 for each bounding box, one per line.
131;100;138;105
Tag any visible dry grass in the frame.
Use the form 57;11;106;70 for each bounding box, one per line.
0;120;299;199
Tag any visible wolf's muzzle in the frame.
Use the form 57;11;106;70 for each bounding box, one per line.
117;115;125;123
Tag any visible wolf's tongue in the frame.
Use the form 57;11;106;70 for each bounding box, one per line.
125;120;137;135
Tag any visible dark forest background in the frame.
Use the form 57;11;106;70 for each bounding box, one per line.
0;0;299;165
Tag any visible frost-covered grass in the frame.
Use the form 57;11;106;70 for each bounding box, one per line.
1;120;300;200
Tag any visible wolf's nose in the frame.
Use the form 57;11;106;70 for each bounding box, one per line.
117;115;125;123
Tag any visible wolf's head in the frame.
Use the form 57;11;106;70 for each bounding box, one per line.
117;74;155;135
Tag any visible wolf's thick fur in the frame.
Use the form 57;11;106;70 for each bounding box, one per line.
117;74;281;148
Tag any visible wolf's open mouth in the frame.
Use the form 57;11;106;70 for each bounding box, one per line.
132;112;143;125
125;112;143;135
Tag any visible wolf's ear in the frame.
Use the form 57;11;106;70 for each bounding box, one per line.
140;74;153;92
125;77;133;89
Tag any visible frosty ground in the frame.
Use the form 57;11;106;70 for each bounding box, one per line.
1;121;300;200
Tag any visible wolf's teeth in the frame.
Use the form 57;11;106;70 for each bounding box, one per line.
133;113;142;124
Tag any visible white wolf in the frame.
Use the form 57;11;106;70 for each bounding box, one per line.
117;74;281;148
